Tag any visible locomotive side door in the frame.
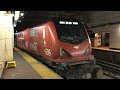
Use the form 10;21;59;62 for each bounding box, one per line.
41;27;52;59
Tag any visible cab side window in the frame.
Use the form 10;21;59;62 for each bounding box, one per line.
30;28;38;37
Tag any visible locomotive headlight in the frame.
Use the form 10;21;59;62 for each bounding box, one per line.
60;47;71;57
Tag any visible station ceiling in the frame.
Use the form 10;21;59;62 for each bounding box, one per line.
15;11;90;32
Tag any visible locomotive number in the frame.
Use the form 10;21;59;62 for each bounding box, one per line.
44;48;51;56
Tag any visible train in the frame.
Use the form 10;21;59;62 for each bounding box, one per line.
15;17;102;79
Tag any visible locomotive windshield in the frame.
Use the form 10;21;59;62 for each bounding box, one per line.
54;19;88;44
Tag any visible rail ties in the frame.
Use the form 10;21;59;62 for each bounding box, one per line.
96;59;120;79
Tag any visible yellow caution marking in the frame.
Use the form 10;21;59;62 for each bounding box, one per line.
6;61;16;68
14;47;63;79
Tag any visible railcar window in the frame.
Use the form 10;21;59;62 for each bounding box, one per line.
30;28;38;37
18;32;24;39
55;21;88;44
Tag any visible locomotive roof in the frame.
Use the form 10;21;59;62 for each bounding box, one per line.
15;16;82;32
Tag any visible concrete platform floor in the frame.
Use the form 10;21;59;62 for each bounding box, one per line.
1;51;43;79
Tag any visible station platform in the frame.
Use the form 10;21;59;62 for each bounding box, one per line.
92;46;120;64
1;47;63;79
0;61;5;78
92;46;120;52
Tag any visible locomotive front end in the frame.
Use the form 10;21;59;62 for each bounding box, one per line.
52;18;102;79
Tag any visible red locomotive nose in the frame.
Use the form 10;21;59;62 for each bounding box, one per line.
60;40;91;58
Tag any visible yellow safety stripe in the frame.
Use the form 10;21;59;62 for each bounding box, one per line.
14;47;63;79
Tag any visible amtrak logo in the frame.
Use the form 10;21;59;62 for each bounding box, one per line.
73;46;79;49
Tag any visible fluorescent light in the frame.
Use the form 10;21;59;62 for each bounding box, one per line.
14;23;16;27
15;11;20;21
20;13;24;16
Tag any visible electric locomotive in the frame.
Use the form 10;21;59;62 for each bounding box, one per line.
15;17;102;79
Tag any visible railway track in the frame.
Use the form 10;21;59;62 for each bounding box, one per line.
96;59;120;79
